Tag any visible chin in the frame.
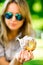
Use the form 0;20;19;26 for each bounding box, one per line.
9;27;19;31
8;25;21;31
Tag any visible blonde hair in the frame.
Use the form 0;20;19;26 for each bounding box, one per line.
0;0;35;44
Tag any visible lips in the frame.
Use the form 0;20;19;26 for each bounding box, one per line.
10;23;17;26
10;22;17;26
11;23;17;26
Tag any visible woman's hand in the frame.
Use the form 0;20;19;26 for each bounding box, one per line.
17;50;33;64
9;50;33;65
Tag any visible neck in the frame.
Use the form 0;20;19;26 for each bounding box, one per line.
7;30;19;41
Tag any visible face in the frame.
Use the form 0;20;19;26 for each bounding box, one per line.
4;3;24;31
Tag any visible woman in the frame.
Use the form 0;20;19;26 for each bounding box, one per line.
0;0;36;65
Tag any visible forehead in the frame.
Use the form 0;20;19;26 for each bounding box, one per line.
6;3;20;13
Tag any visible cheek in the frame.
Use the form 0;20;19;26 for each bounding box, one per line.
5;19;10;26
18;20;24;27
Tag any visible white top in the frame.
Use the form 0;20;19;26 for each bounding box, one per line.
0;33;22;61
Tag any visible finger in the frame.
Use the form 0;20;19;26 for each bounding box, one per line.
18;50;24;63
23;51;33;62
29;51;34;59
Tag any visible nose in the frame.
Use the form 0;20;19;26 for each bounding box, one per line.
12;15;16;22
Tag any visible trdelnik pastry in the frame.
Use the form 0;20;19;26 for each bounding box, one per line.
17;36;36;51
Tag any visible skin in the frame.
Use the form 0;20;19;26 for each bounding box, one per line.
0;3;33;65
0;57;9;65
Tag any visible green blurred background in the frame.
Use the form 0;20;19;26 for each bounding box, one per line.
0;0;43;65
27;0;43;39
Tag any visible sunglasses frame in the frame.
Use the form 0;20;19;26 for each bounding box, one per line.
4;12;23;21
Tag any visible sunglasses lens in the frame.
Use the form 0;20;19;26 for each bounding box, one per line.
5;12;13;19
15;14;23;21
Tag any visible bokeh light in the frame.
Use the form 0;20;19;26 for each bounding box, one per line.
32;2;42;12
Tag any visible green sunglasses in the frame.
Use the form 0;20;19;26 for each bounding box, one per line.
4;12;23;21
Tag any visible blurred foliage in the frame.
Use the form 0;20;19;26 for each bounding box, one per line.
0;0;5;3
23;60;43;65
27;0;43;18
32;19;43;31
26;0;43;32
